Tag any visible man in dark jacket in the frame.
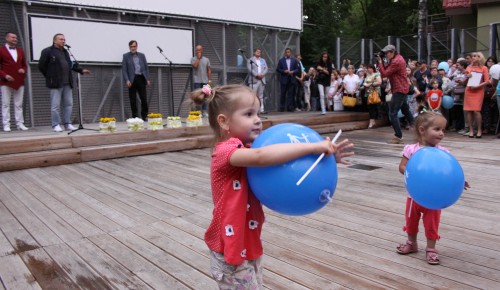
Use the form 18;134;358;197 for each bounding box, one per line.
38;33;90;132
122;40;150;120
276;48;299;112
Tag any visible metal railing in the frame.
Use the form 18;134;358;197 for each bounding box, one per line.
335;23;500;65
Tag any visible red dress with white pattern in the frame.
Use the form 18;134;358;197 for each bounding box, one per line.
205;138;265;265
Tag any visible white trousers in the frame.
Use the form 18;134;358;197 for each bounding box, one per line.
250;81;265;112
1;85;25;126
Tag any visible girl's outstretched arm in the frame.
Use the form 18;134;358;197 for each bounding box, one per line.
230;138;337;168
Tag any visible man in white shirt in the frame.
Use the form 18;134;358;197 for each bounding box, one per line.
247;48;268;113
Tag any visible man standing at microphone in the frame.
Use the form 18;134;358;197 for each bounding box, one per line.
122;40;151;121
191;44;211;117
38;33;90;132
0;32;28;131
247;48;268;113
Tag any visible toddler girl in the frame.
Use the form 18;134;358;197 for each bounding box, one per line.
191;84;354;288
397;112;469;265
425;79;443;112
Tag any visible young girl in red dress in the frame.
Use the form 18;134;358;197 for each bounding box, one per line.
191;84;353;288
397;112;469;265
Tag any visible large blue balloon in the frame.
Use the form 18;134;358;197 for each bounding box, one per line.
247;123;338;215
442;95;454;109
404;147;464;210
438;61;450;73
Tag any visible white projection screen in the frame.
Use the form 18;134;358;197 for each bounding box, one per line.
29;16;194;64
32;0;302;31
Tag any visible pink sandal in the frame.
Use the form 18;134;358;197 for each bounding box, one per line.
426;248;440;265
396;240;418;255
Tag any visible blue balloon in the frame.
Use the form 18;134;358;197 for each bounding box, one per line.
438;61;450;73
442;95;454;109
404;147;465;210
247;123;338;215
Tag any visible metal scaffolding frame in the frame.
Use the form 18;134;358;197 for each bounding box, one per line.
1;1;300;127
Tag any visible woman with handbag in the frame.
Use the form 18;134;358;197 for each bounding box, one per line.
363;64;382;128
341;65;359;111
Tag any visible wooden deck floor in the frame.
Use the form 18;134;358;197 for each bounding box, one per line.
0;126;499;289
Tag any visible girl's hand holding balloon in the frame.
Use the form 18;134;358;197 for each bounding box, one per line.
314;137;337;156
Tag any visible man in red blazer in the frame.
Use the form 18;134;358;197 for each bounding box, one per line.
0;32;28;131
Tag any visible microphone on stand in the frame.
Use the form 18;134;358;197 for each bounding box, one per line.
157;46;163;53
64;44;71;49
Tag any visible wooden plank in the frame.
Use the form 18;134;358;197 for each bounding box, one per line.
0;135;72;155
0;124;498;289
60;162;193;220
1;174;83;243
80;135;213;162
42;243;115;289
47;164;159;226
0;177;62;247
19;247;80;289
0;229;13;258
110;228;218;289
183;211;428;290
71;125;213;148
84;160;213;210
0;254;42;290
40;166;145;229
161;215;351;289
7;171;104;239
21;169;123;233
0;201;39;258
67;238;153;289
0;149;81;172
88;233;190;289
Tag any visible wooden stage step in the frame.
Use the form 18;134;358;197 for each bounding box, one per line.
0;112;372;172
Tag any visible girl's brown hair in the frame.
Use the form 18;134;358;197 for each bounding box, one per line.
413;112;447;142
190;84;259;142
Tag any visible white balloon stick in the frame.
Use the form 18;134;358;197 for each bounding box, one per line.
296;130;342;186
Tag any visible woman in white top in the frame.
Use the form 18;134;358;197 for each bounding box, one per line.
341;65;359;111
327;70;340;111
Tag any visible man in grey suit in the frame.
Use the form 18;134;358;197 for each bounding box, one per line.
247;48;268;113
122;40;150;120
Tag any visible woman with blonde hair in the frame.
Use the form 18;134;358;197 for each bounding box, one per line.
464;52;490;138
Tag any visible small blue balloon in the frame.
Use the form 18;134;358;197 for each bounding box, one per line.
442;95;454;109
438;61;450;73
247;123;338;216
404;147;464;210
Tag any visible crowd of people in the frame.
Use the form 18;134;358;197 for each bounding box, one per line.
2;31;499;140
268;46;500;143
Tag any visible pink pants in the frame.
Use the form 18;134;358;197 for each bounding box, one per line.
404;197;441;240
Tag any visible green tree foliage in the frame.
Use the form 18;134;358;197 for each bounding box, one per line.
301;0;444;65
301;0;350;65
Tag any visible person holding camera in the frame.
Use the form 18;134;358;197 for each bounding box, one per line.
376;44;413;144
